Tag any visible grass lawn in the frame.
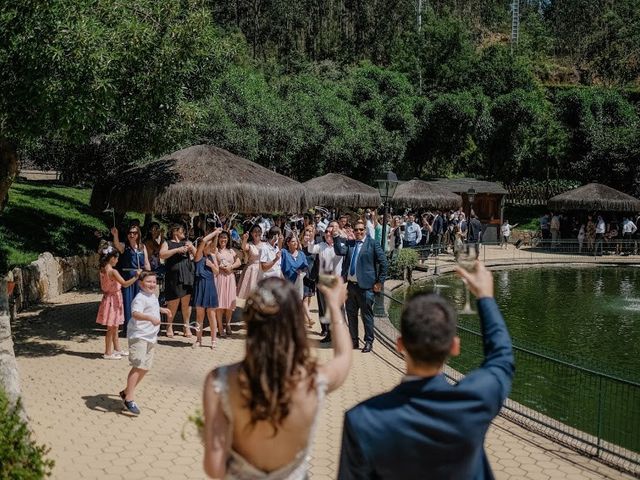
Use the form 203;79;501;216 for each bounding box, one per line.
0;180;140;271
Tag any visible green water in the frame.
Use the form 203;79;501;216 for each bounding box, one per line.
389;266;640;453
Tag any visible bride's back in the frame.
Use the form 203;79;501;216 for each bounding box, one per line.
224;364;323;473
203;276;352;480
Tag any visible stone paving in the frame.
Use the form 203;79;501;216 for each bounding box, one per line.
13;289;633;479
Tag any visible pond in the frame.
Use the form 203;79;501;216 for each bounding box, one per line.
389;266;640;453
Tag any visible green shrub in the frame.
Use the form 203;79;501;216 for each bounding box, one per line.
388;248;420;281
0;388;54;479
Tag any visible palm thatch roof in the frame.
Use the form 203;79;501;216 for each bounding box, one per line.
429;178;508;195
547;183;640;212
303;173;381;208
391;179;462;210
90;145;311;214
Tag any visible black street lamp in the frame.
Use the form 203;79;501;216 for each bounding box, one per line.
374;171;399;317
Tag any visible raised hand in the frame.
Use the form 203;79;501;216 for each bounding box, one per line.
454;261;494;299
317;276;347;308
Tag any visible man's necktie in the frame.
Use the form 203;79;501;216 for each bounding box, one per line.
349;241;362;276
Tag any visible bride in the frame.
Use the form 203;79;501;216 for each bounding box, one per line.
203;276;351;479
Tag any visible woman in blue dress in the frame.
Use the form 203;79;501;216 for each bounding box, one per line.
112;224;150;336
191;228;222;348
280;233;308;300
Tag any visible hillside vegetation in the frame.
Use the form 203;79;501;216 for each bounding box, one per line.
2;0;640;210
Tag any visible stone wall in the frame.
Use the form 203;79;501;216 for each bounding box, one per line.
0;276;23;412
7;252;100;317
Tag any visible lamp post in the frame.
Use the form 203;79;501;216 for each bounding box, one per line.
374;171;399;317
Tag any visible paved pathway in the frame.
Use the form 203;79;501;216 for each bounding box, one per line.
14;290;632;479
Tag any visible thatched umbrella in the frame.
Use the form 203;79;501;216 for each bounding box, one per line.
90;145;312;214
548;183;640;212
303;173;381;208
391;179;462;210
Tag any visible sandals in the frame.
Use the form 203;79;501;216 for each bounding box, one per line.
192;340;202;349
166;327;174;338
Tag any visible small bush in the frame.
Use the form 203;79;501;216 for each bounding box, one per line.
388;248;420;281
0;388;54;479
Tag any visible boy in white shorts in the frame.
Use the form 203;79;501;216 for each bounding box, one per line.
120;271;172;415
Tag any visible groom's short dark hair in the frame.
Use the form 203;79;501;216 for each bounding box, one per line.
401;294;457;366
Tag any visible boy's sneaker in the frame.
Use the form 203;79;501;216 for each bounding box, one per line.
103;353;122;360
124;400;140;415
114;350;129;356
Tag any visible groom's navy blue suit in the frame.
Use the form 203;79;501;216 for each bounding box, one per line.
338;297;514;479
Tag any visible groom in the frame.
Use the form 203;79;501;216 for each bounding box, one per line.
334;219;387;353
338;261;514;479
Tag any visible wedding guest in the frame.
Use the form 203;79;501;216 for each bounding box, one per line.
307;222;344;342
259;226;283;279
160;224;196;337
215;231;241;337
191;229;222;348
301;225;318;329
144;222;164;272
112;225;150;334
237;225;264;305
281;233;309;300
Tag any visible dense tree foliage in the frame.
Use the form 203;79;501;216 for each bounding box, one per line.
2;0;640;204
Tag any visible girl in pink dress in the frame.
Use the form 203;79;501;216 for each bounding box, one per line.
215;231;241;337
96;246;141;360
237;225;263;304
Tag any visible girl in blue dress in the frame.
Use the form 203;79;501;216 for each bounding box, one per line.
191;228;222;348
112;225;150;335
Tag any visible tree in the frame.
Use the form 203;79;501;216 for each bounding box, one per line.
482;88;566;182
404;90;491;178
0;0;237;206
554;87;640;192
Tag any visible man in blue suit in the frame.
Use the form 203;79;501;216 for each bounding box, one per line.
338;261;514;479
334;219;388;353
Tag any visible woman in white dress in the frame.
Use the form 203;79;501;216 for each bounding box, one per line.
203;277;351;479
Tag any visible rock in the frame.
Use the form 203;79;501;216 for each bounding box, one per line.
11;251;99;312
0;275;24;415
84;253;100;286
23;263;41;305
10;267;23;311
60;256;81;292
35;252;62;299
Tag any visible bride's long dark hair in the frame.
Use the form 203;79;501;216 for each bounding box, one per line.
240;277;316;432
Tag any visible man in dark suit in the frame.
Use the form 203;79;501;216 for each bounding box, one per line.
338;261;514;479
468;212;483;257
334;219;388;353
